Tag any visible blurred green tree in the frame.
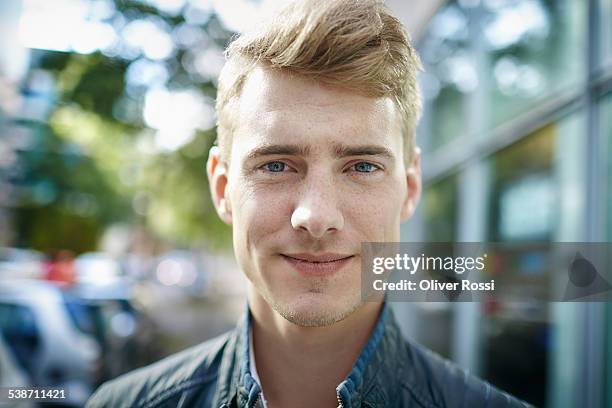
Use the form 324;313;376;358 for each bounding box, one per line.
11;0;235;253
11;120;129;253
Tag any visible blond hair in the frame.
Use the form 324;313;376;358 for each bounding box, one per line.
215;0;422;162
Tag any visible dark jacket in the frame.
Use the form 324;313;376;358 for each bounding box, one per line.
86;304;532;407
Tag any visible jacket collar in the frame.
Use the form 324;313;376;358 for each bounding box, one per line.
335;302;390;407
214;302;406;408
336;302;410;408
211;305;261;408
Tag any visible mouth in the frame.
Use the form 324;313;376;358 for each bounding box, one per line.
281;253;355;276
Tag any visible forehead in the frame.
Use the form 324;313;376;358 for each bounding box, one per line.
232;67;403;156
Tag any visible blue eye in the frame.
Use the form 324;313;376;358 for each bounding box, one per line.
353;162;378;173
263;161;286;172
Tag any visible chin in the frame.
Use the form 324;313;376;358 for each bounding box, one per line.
271;291;363;327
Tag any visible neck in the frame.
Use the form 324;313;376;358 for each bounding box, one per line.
248;286;383;408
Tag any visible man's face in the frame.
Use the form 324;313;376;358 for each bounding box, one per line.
208;67;420;326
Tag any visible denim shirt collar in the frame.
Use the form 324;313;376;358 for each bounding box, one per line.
234;302;393;408
233;306;263;407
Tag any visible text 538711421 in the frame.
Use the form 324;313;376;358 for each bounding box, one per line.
1;387;67;402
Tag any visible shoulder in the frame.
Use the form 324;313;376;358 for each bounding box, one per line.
86;330;234;408
399;339;532;408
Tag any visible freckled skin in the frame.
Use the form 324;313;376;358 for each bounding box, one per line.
209;67;421;327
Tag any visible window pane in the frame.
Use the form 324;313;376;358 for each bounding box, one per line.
423;175;458;242
603;0;612;65
484;126;555;406
419;0;586;152
483;0;586;128
606;94;612;240
604;94;612;408
481;111;586;407
488;125;555;241
418;175;458;360
419;1;470;152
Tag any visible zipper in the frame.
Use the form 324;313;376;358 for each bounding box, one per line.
253;392;262;408
336;392;344;408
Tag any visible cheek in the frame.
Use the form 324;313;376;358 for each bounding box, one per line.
230;180;294;245
344;179;405;240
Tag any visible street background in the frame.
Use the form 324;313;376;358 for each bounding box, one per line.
0;0;611;407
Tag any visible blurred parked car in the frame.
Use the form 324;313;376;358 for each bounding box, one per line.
74;252;123;286
0;329;34;408
0;247;44;280
0;279;101;407
65;280;163;380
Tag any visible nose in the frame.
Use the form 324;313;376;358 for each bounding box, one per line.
291;181;344;239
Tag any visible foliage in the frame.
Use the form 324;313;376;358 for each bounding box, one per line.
10;120;129;252
11;1;235;252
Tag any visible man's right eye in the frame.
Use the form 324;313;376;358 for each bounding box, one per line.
261;161;287;172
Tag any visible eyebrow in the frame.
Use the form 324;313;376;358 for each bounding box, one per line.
245;144;311;161
332;144;395;159
245;143;395;161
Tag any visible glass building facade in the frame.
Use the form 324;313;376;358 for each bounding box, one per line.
398;1;612;407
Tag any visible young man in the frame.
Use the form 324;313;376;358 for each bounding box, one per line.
87;1;531;407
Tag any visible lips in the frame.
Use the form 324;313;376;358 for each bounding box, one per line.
281;253;354;276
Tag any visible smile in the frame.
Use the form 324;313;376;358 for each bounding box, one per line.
281;253;354;276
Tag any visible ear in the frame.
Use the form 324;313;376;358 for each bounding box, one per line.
400;147;422;222
206;146;233;225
